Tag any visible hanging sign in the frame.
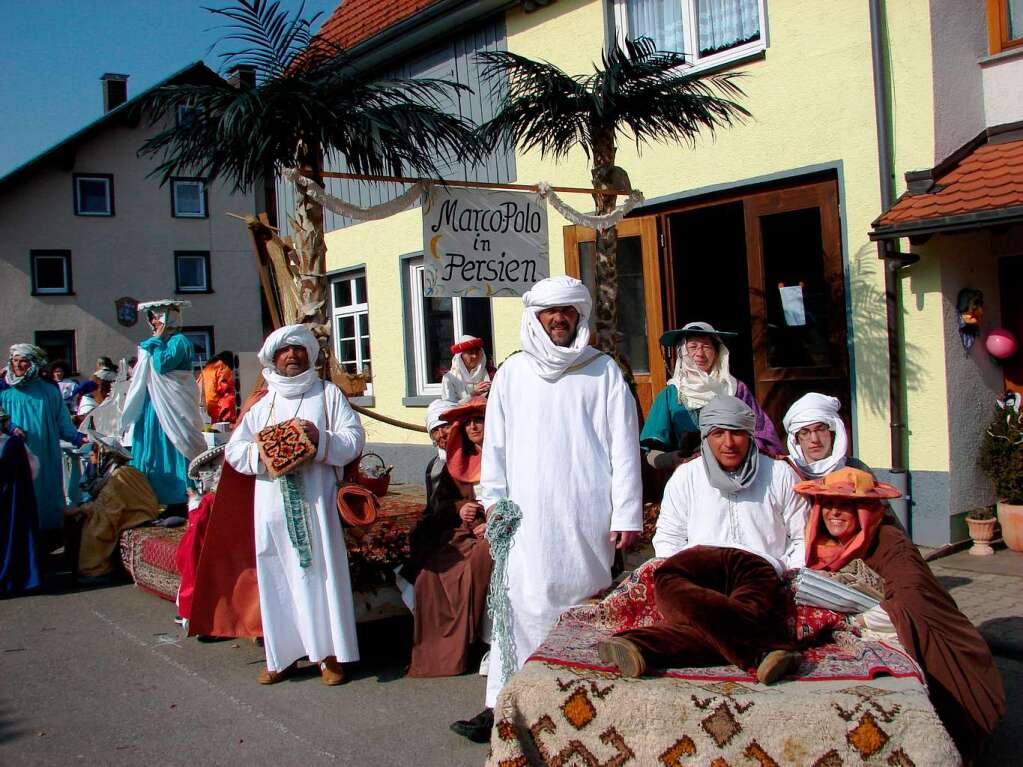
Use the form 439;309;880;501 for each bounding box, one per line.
115;296;139;327
422;187;549;297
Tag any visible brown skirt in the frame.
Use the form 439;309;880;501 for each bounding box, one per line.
408;526;493;677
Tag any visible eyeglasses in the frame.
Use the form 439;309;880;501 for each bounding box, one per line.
685;341;715;353
795;424;832;440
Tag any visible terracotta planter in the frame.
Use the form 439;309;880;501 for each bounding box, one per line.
966;517;998;556
997;501;1023;552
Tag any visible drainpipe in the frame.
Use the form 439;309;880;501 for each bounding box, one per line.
868;0;911;530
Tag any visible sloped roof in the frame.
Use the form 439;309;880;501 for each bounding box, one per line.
871;132;1023;240
318;0;442;49
0;61;223;193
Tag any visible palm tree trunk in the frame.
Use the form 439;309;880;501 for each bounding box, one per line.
292;139;329;329
590;127;619;356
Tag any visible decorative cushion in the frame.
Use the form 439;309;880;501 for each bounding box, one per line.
255;417;316;478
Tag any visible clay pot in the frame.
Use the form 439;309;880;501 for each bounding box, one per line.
996;501;1023;553
966;517;998;556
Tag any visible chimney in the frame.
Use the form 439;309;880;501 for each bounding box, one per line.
101;73;129;112
227;65;257;90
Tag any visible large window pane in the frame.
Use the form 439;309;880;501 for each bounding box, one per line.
759;208;833;369
459;297;495;362
176;255;207;290
339;315;355;340
696;0;761;56
577;238;650;373
626;0;685;52
173;181;205;216
1011;0;1023;39
423;295;455;383
334;279;352;308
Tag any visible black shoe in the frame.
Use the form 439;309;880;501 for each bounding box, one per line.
450;708;494;744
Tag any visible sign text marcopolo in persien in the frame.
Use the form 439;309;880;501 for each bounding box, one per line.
428;197;544;235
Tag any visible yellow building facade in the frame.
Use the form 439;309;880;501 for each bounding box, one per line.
288;0;1020;545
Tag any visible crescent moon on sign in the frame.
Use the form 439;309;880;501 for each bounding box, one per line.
430;234;442;261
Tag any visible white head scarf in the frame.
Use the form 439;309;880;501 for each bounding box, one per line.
258;324;322;399
670;339;737;410
449;335;489;388
520;276;594;381
6;343;47;387
425;397;456;460
783;393;848;479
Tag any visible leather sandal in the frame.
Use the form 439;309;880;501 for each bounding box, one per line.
258;661;297;685
319;656;345;686
596;637;646;678
756;649;802;685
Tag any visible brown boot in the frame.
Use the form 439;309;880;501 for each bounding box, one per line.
319;656;345;686
756;650;801;685
597;637;646;678
258;661;297;685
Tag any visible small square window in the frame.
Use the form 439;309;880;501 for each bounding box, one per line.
30;250;73;295
73;174;114;216
172;178;208;218
175;251;211;293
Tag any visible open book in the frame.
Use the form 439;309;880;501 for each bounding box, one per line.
793;568;881;614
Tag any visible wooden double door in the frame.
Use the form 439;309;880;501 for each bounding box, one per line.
565;176;851;432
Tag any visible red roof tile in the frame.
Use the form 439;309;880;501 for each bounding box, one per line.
319;0;440;49
877;138;1023;226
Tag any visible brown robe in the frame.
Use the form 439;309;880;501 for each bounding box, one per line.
401;467;492;677
863;520;1005;762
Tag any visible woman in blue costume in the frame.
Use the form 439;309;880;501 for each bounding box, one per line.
120;300;206;513
0;344;85;532
642;322;782;472
0;403;42;596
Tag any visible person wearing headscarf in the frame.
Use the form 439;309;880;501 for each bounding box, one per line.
598;394;809;685
64;432;159;584
441;336;494;403
225;324;365;686
0;403;42;596
451;276;642;743
641;322;782;471
782;392;875;480
400;397;493;677
795;468;1005;762
424;397;456;504
120;300;205;512
198;350;238;424
0;344;86;532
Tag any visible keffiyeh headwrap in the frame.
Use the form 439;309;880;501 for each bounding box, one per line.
520;276;594;381
258;324;322;399
699;394;759;493
670;333;738;410
6;344;47;387
783;393;849;479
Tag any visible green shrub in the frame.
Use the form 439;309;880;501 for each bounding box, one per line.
966;506;995;521
979;398;1023;504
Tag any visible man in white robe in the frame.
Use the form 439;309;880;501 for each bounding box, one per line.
598;394;809;684
451;276;642;742
225;325;365;685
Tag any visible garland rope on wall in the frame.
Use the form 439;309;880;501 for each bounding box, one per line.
283;168;429;221
536;182;644;230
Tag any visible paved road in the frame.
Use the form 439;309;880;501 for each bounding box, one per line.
0;582;488;767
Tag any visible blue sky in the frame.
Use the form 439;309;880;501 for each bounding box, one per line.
0;0;339;177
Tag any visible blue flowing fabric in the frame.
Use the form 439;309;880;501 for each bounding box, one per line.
0;378;82;531
0;435;41;596
130;333;195;506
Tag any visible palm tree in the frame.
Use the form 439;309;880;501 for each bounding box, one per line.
478;37;749;355
137;0;478;330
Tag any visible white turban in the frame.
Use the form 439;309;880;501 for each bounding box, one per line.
259;324;322;399
520;276;594;381
426;398;456;433
783;392;848;479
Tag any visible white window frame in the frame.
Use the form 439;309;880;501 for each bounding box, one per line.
408;260;490;397
613;0;767;74
330;270;373;395
171;178;207;218
73;174;113;216
31;251;72;295
175;251;210;292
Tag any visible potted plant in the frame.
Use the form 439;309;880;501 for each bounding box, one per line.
964;507;998;556
979;395;1023;552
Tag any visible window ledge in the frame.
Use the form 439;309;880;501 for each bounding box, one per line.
175;289;214;295
348;395;375;407
172;214;210;219
980;45;1023;67
402;395;439;407
31;291;75;297
684;45;766;77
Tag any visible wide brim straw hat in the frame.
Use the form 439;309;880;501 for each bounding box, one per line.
441;396;488;424
794;466;902;500
187;444;227;480
660;321;738;348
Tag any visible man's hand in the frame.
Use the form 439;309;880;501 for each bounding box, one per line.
473;523;487;539
609;531;639;550
302;420;319;447
460;501;483;525
12;427;26;439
